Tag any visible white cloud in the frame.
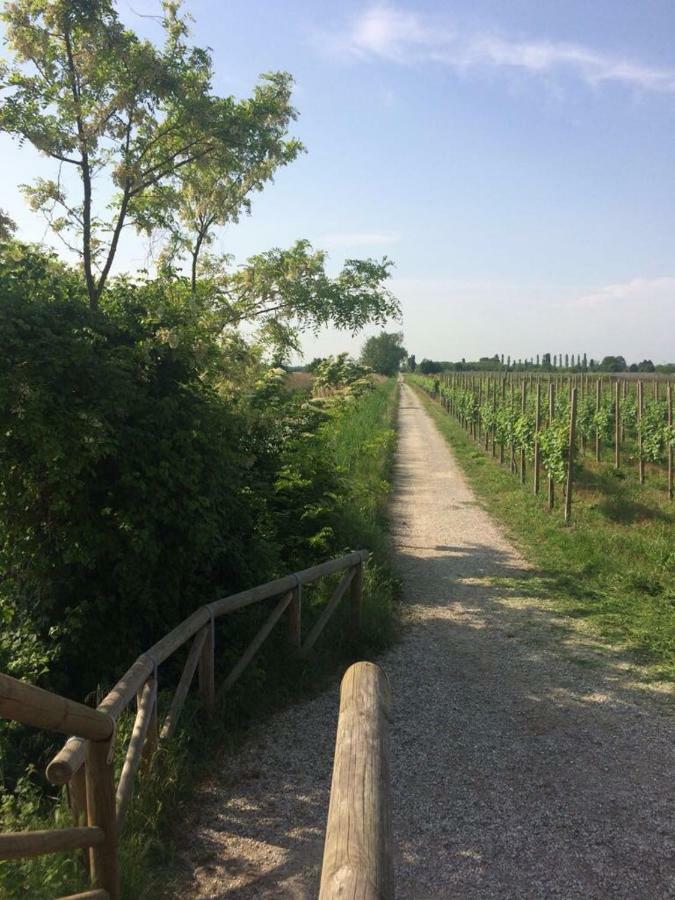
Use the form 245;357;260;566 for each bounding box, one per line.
573;276;675;307
319;4;675;95
317;230;400;248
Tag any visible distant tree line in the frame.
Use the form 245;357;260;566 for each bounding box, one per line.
404;352;674;375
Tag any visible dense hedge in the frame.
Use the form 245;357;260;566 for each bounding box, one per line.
0;244;371;789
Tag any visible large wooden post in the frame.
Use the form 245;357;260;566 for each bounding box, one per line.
319;662;393;900
86;737;119;899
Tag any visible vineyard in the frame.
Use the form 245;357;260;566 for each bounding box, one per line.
409;371;675;521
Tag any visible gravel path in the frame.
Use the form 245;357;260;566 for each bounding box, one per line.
174;382;674;899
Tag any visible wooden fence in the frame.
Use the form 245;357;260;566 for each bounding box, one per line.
319;662;394;900
0;550;368;899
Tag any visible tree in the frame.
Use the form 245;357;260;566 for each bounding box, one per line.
0;209;16;242
212;241;399;356
407;354;417;372
135;72;303;293
0;0;297;309
599;356;627;372
360;331;407;375
637;359;655;372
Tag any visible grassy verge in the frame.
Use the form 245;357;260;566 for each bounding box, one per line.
0;378;400;899
407;378;674;683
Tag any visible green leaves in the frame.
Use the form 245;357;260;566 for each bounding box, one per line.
219;241;399;354
0;0;304;307
359;330;406;375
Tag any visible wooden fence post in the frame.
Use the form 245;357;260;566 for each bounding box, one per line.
319;662;393;900
140;676;157;773
86;737;119;899
198;615;215;716
564;387;577;524
288;583;302;649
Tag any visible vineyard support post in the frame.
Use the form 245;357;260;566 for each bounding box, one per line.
548;382;555;510
614;381;620;468
595;379;601;462
668;383;673;501
492;378;498;457
533;382;541;494
519;380;526;484
638;380;644;484
564;388;577;524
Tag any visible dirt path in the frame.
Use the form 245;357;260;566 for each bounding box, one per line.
174;382;673;899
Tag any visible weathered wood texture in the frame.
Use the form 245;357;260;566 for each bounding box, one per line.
0;673;113;742
0;827;104;860
319;662;394;900
116;678;157;829
86;737;119;899
160;627;207;740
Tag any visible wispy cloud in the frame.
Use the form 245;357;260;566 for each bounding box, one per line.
317;230;400;248
318;4;675;95
573;276;675;307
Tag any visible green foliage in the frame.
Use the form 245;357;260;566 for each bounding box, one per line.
538;420;568;483
639;399;672;462
359;331;406;376
514;410;535;458
620;393;638;431
134;71;304;289
220;241;399;355
593;395;615;443
0;262;278;702
0;1;300;307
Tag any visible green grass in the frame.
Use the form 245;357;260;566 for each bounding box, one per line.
0;379;401;899
408;378;675;683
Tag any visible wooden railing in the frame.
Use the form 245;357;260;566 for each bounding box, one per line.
0;550;368;900
319;662;394;900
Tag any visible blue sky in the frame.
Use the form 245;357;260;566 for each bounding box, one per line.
2;1;675;363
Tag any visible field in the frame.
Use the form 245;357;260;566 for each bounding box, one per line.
408;375;675;682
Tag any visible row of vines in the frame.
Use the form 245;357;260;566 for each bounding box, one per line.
409;372;675;522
